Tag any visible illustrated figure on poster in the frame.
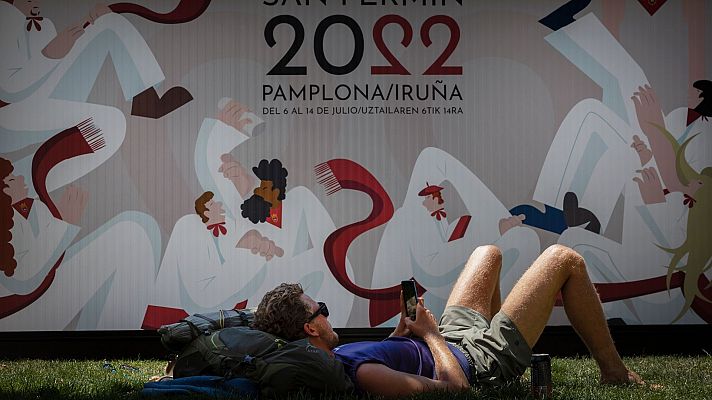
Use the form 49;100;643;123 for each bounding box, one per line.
147;100;354;328
0;0;208;197
540;0;706;111
0;139;160;330
511;11;711;323
312;150;540;327
522;12;710;224
368;147;541;325
630;85;711;323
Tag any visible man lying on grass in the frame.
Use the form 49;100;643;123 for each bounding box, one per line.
252;245;645;397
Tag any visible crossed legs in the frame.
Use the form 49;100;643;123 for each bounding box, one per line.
446;244;643;384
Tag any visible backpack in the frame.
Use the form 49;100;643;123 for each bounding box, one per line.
244;339;354;398
161;311;355;397
172;326;286;378
158;308;256;353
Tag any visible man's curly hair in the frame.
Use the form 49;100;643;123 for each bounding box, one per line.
252;283;311;341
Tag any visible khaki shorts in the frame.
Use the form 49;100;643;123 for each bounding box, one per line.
439;305;531;386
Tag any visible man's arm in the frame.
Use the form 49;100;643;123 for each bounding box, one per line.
408;299;470;391
194;110;252;219
356;363;462;397
357;299;470;397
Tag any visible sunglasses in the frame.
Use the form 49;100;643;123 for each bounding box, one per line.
306;301;329;322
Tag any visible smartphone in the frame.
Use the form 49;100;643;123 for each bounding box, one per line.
401;280;418;321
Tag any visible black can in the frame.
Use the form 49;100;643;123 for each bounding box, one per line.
530;353;552;398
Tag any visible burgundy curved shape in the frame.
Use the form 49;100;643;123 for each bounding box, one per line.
109;0;211;24
0;124;98;318
316;159;426;326
554;271;711;323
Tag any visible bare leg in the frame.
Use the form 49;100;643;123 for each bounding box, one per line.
490;280;502;316
501;245;643;384
446;245;502;320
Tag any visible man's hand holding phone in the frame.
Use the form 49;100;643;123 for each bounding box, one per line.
401;280;418;321
390;291;413;338
403;298;440;340
390;280;418;337
391;280;441;340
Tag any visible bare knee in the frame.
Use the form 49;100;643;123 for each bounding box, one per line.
468;245;502;268
540;245;585;274
473;245;501;259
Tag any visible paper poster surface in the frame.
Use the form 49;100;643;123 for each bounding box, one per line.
1;0;710;330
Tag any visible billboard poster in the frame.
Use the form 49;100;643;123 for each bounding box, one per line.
0;0;710;331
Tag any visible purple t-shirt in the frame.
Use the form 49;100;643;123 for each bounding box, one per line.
333;336;471;390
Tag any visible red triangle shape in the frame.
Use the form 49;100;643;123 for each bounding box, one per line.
637;0;668;16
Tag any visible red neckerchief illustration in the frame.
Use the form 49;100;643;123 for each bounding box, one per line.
207;221;227;237
663;188;697;208
266;204;282;228
431;208;446;220
12;198;34;219
25;16;43;31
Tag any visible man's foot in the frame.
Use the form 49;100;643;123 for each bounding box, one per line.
563;192;601;234
539;0;591;31
131;86;193;119
600;368;645;385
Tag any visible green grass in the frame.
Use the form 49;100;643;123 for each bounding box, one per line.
0;356;710;399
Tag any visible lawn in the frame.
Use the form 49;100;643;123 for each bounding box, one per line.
0;356;710;399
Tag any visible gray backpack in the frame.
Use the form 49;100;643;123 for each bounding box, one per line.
161;311;355;397
245;339;354;398
172;326;285;378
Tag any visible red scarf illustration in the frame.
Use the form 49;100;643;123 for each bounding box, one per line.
207;221;227;237
315;159;426;326
0;118;105;319
83;0;211;29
